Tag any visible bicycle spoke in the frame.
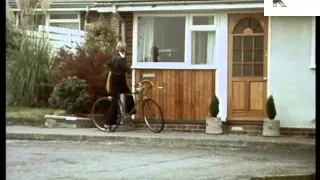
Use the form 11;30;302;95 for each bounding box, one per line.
143;99;164;133
91;97;120;132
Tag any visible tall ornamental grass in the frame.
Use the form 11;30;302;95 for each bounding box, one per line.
6;29;55;107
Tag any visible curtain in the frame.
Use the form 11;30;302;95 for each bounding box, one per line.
206;32;215;64
191;17;215;64
192;32;210;64
138;17;154;62
206;17;215;64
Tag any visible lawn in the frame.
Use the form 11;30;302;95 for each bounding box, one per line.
6;106;67;126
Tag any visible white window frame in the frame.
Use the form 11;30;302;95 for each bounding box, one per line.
47;12;81;30
310;16;315;69
188;14;217;67
133;13;218;69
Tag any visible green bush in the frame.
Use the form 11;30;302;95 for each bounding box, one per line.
52;22;117;109
6;18;22;56
209;95;219;117
48;77;89;114
266;95;277;120
6;28;54;107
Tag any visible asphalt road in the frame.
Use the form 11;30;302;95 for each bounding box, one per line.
6;140;315;180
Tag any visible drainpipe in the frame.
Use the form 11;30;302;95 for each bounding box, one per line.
111;5;125;42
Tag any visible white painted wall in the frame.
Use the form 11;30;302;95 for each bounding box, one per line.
215;12;228;121
268;16;315;128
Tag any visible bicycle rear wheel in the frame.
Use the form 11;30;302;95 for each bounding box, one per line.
142;98;164;133
91;97;120;132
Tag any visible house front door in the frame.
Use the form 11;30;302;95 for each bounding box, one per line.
228;13;268;120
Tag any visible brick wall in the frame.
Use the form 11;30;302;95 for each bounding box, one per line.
110;13;120;41
133;121;315;138
120;12;133;65
134;123;206;133
120;12;133;87
76;118;315;138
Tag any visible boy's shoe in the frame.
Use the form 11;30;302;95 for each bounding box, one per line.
104;124;114;133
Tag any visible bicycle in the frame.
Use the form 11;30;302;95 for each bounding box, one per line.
91;79;165;133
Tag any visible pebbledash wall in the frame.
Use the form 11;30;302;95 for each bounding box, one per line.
268;16;316;129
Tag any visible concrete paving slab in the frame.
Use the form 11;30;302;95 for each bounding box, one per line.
6;126;315;152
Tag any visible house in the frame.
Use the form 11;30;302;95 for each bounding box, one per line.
8;0;315;137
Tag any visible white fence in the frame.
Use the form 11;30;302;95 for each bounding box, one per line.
25;25;86;53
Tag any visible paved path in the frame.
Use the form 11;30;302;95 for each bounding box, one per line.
6;140;315;180
6;126;315;144
6;126;315;152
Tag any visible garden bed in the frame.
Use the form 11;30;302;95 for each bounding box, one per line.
6;106;67;127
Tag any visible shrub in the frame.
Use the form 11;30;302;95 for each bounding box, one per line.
6;18;22;56
6;29;54;107
52;45;113;108
48;77;89;114
52;21;117;110
266;95;277;120
209;95;219;117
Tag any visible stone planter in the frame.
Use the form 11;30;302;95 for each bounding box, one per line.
205;117;223;134
262;119;280;137
44;115;92;128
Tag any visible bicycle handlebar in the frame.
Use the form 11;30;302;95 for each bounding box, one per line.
134;80;163;94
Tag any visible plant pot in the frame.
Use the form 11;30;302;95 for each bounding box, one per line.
205;117;223;134
262;119;280;137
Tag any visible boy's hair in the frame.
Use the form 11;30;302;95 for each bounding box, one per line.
116;41;127;52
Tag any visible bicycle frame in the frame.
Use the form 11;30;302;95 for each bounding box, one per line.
118;80;161;119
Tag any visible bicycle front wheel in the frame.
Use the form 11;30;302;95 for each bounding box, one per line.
91;97;120;132
142;98;165;133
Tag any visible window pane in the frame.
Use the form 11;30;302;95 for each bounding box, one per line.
254;64;264;76
192;16;214;25
233;36;242;49
50;23;79;30
254;50;264;63
191;31;215;64
243;50;253;62
138;16;186;62
50;14;78;19
233;50;242;62
254;36;264;49
243;64;253;76
233;64;242;77
243;36;253;49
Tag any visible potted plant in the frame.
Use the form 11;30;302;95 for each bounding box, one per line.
262;95;280;136
205;95;223;134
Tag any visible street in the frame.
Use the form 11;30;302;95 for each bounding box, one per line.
6;140;315;180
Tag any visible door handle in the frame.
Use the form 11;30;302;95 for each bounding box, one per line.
263;77;267;80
